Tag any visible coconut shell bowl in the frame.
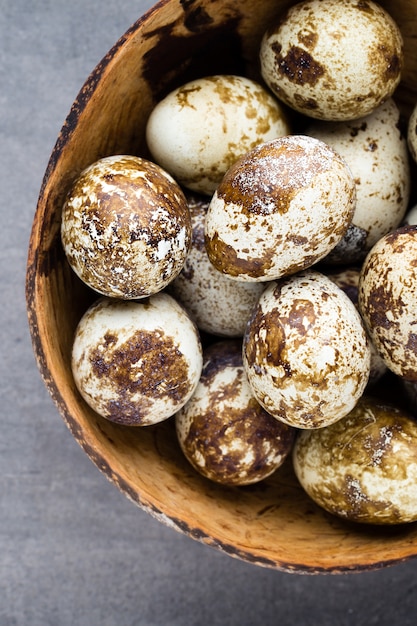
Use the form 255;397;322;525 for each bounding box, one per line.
26;0;417;573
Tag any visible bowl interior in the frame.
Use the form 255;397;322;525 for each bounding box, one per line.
26;0;417;573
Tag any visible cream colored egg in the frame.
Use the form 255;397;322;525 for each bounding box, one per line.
307;99;410;263
242;270;371;429
169;193;265;337
71;293;203;426
293;395;417;525
205;135;356;282
326;267;387;385
407;102;417;163
260;0;403;121
61;155;191;299
145;75;291;196
358;225;417;381
176;340;295;486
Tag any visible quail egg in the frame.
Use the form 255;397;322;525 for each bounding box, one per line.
176;340;295;485
71;293;203;426
61;155;191;299
242;270;371;429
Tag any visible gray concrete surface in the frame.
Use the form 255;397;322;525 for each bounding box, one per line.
2;1;417;624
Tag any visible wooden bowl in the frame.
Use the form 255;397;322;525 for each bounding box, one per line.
26;0;417;573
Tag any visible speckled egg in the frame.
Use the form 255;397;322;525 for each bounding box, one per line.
326;267;387;385
260;0;403;121
71;293;203;426
145;75;291;196
407;102;417;163
293;395;417;525
307;99;410;264
61;155;191;299
242;270;371;429
169;193;266;337
204;135;356;282
358;225;417;381
175;340;295;486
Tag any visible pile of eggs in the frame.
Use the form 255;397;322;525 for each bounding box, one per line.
61;0;417;525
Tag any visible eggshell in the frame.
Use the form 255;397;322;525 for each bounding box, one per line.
242;270;371;429
61;155;191;299
325;267;387;384
260;0;403;121
358;225;417;381
307;99;410;263
407;102;417;163
204;135;356;282
293;395;417;525
169;193;265;337
71;293;203;426
175;340;295;486
145;75;291;196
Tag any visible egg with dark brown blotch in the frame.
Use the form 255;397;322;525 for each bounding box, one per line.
326;267;387;385
293;395;417;525
260;0;403;121
71;293;203;426
175;340;295;486
242;270;371;429
61;155;191;299
169;193;266;337
358;225;417;381
307;99;410;264
205;135;356;282
146;75;291;196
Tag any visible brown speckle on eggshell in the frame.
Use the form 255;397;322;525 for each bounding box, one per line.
260;0;403;121
169;193;266;337
358;225;417;381
176;340;295;486
204;135;356;282
243;270;371;429
61;155;191;299
326;267;387;385
293;395;417;525
71;293;203;426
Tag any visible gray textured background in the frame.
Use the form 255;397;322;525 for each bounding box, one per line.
3;1;417;624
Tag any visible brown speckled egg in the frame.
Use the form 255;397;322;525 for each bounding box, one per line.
293;395;417;525
326;267;387;385
260;0;403;121
175;340;295;486
242;270;371;429
407;102;417;163
358;225;417;381
145;75;291;196
204;135;356;282
61;155;191;299
307;99;410;264
169;193;265;337
71;293;203;426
